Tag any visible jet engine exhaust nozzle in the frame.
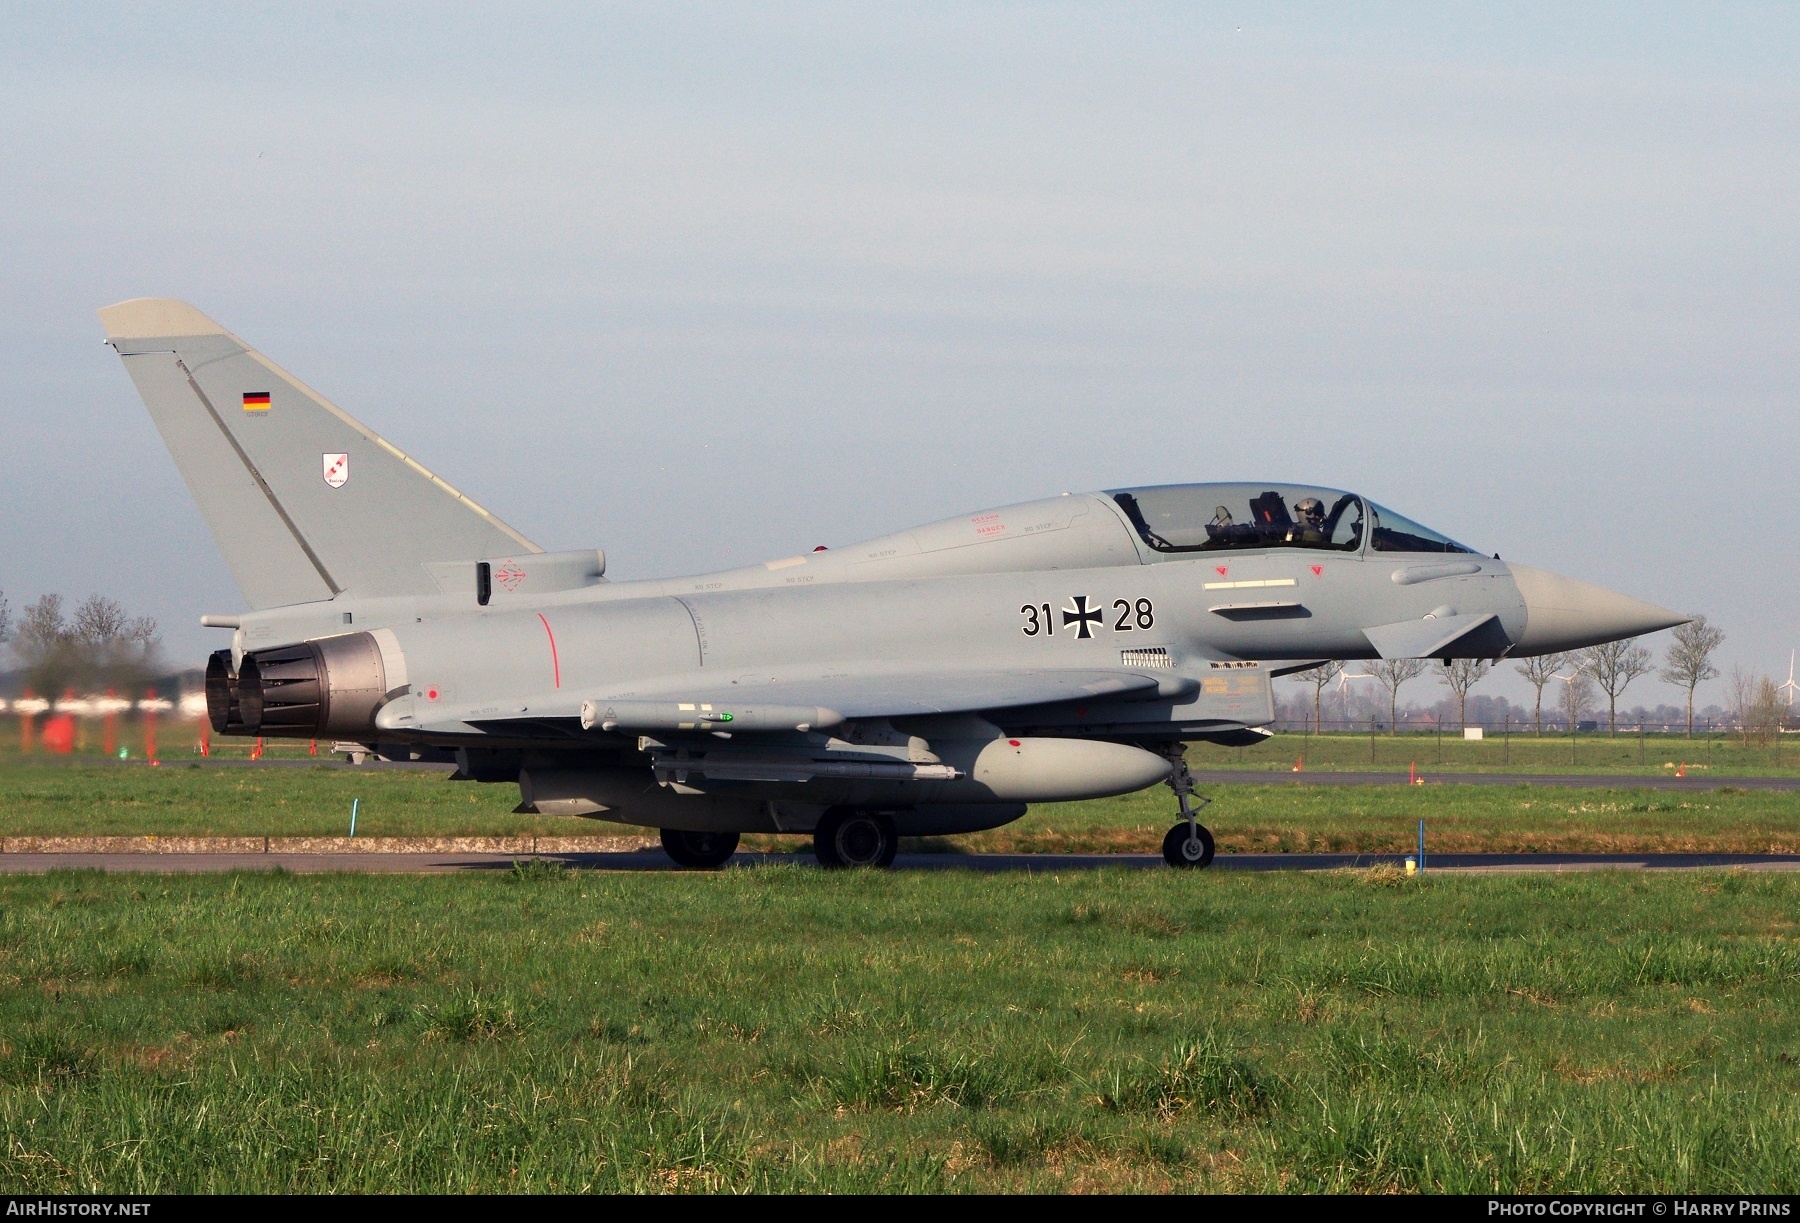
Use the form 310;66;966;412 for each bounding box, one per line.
204;649;245;736
236;632;390;738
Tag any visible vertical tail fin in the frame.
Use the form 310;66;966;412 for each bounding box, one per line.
99;298;540;609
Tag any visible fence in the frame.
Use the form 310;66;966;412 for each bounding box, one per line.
1247;714;1792;770
1271;715;1736;736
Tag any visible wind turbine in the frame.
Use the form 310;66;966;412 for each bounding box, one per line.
1551;660;1588;729
1781;650;1798;709
1328;668;1377;727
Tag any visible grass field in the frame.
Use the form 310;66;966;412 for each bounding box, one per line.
2;760;1796;855
1189;731;1800;776
0;867;1796;1192
0;760;564;838
960;784;1800;856
7;722;1799;776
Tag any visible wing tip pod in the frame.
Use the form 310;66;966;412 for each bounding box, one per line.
97;298;229;340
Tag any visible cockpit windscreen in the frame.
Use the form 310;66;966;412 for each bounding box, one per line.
1109;484;1366;554
1367;502;1476;554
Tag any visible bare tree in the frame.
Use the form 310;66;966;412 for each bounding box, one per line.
15;594;73;694
1514;652;1567;734
1436;658;1491;729
1659;615;1723;738
1746;675;1786;747
1729;666;1753;743
1366;658;1429;733
12;593;158;694
1581;639;1654;735
1725;666;1785;746
73;595;128;645
1559;664;1597;732
72;595;155;652
0;588;10;644
1291;660;1343;733
15;594;67;655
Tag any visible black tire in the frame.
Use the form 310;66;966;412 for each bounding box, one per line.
814;808;899;869
1162;822;1215;869
660;828;740;869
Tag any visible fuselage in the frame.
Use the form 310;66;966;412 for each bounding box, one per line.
217;483;1680;753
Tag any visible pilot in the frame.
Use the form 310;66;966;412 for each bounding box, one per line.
1289;497;1327;544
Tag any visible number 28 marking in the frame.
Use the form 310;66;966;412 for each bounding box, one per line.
1113;598;1154;630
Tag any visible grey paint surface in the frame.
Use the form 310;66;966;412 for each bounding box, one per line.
99;300;540;608
101;300;1690;838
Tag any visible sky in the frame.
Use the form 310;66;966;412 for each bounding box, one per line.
1;3;1795;709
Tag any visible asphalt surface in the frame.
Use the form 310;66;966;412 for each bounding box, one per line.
4;850;1797;875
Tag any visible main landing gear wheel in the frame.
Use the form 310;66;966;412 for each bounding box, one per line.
814;808;899;869
1163;821;1216;868
660;828;740;869
1156;742;1216;870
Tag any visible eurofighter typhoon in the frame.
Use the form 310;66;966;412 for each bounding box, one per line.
100;299;1686;868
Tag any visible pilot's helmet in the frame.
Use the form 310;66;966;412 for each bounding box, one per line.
1295;497;1325;525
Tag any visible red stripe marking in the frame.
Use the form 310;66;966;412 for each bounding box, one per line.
537;613;561;688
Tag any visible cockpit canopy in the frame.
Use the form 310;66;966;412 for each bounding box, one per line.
1108;483;1475;556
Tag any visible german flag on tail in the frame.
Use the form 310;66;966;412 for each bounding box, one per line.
242;391;271;413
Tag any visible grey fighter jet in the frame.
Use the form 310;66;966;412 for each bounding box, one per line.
100;299;1686;868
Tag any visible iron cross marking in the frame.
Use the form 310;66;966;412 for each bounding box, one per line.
1062;595;1104;639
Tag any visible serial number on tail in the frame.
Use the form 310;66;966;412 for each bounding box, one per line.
1021;596;1154;640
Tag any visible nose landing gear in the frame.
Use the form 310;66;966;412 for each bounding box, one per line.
1157;744;1215;869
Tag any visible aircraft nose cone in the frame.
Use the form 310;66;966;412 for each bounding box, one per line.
1509;564;1688;655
